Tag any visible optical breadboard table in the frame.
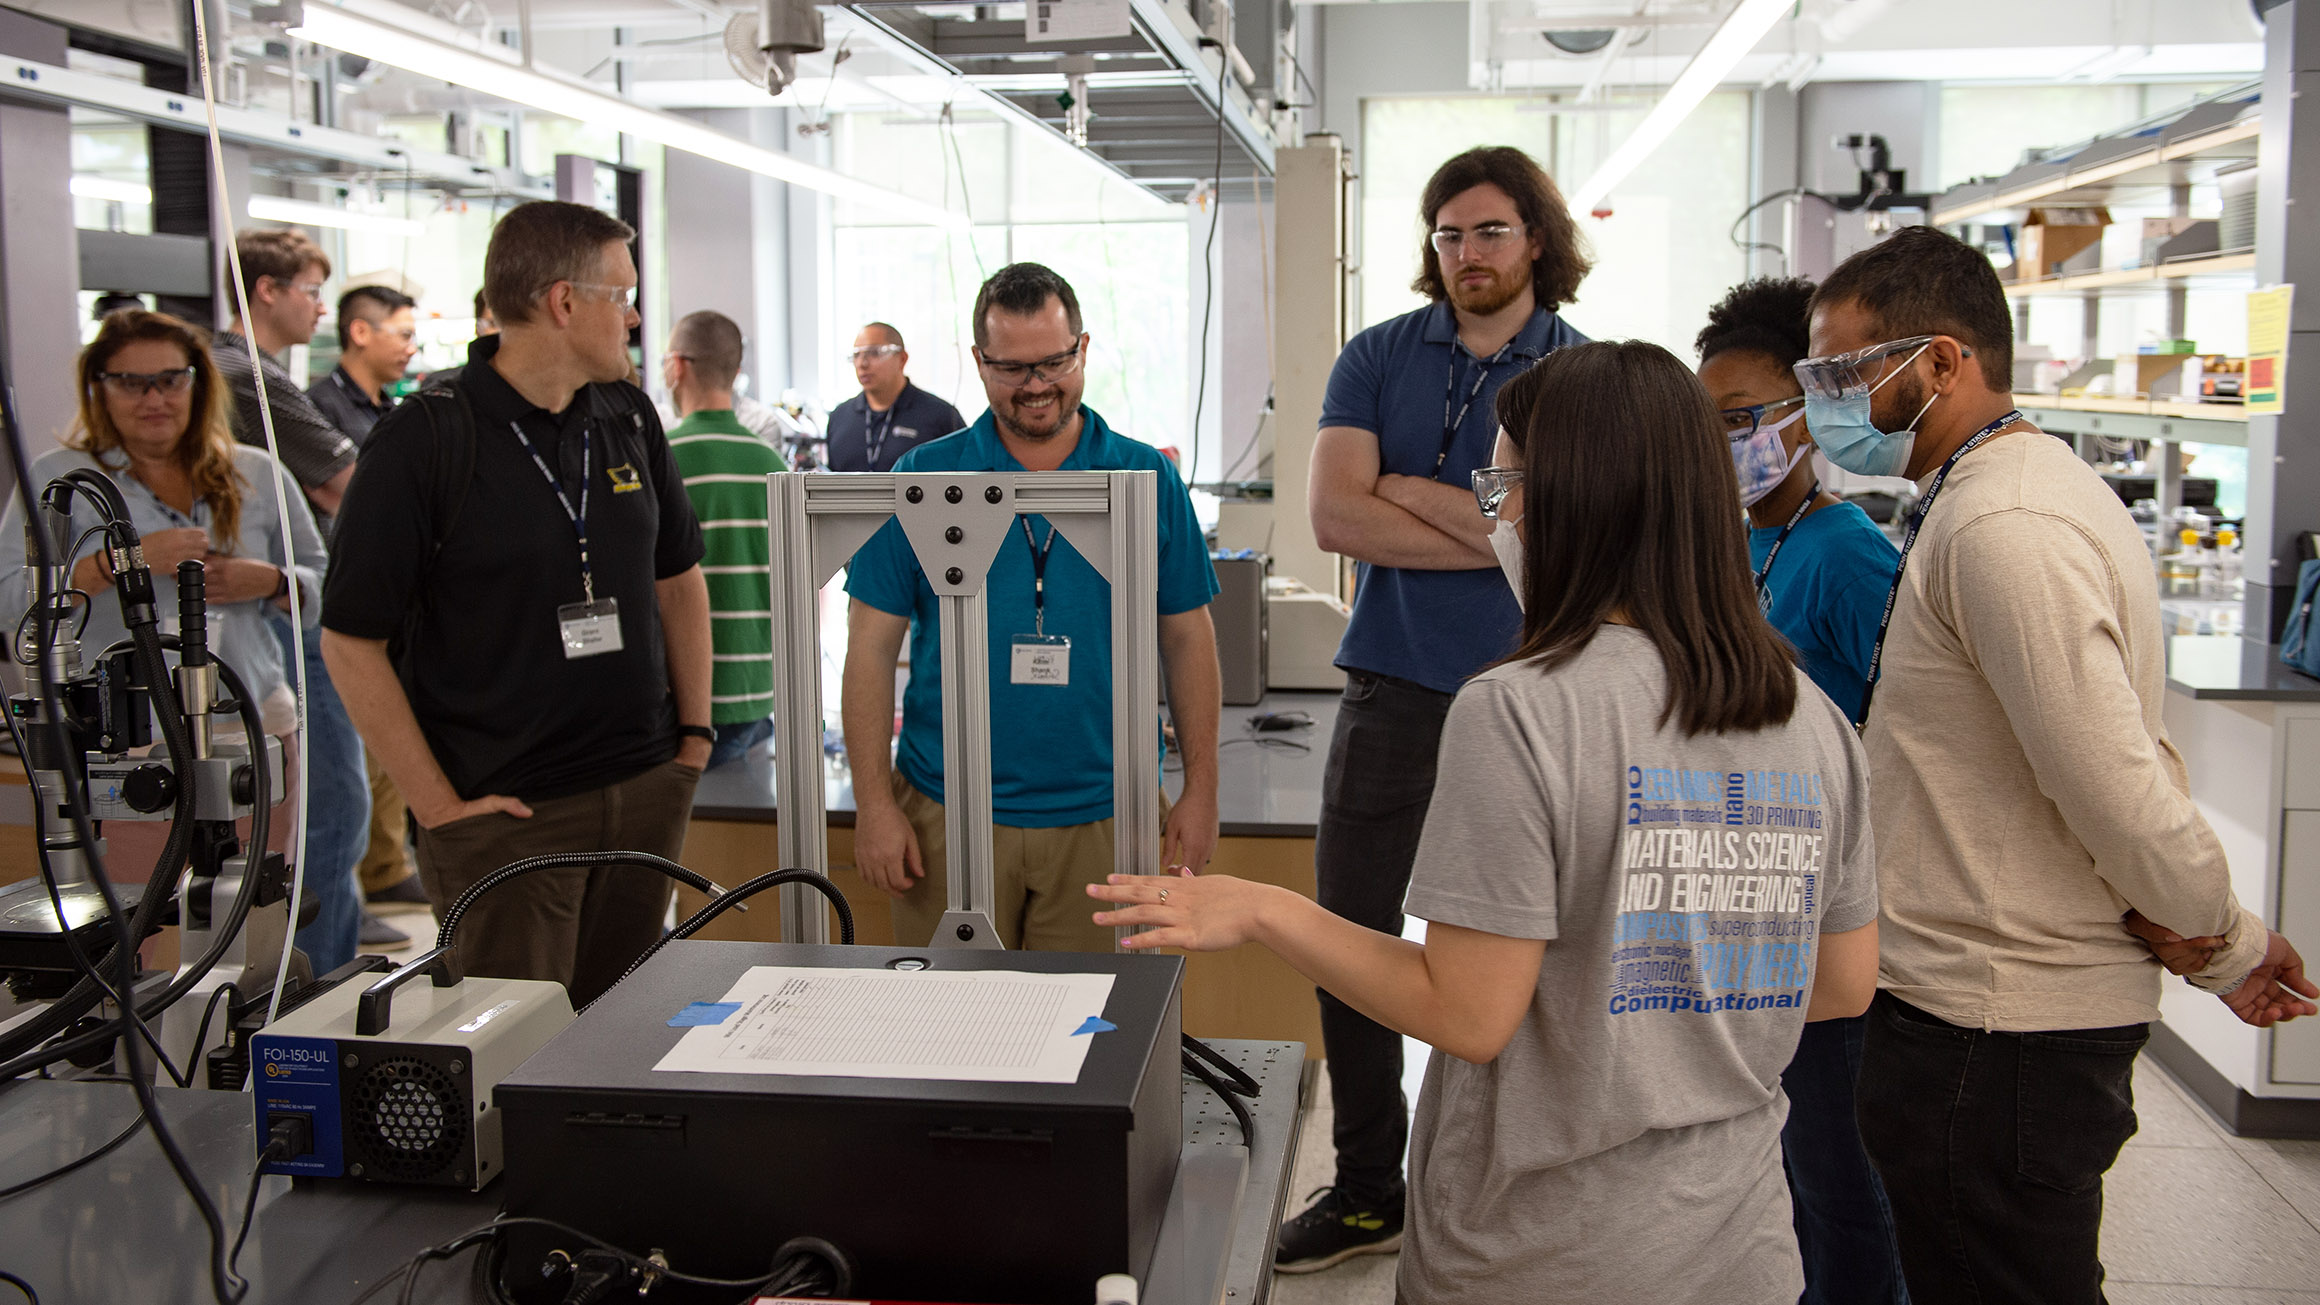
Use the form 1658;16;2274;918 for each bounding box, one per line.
0;1037;1302;1304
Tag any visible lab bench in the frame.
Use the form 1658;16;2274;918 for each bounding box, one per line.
2154;635;2320;1135
680;692;1339;1058
0;1037;1305;1304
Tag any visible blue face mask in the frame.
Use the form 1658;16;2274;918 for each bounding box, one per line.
1801;339;1938;479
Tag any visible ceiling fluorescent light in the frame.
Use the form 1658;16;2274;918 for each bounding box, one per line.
71;175;154;205
1568;0;1794;216
247;194;427;237
288;1;963;229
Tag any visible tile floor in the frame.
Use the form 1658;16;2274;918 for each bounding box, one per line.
1268;1056;2320;1305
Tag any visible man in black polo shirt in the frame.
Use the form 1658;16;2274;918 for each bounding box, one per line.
322;200;714;1006
308;284;416;444
825;322;966;471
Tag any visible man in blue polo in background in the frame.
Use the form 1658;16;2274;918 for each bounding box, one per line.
1284;144;1591;1272
840;263;1223;952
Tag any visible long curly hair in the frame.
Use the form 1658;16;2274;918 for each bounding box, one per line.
70;310;249;548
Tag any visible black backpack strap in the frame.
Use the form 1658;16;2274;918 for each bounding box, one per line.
389;386;479;664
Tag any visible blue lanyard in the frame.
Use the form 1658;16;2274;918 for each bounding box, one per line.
508;419;594;603
1854;409;2023;730
1753;481;1819;611
1019;516;1058;637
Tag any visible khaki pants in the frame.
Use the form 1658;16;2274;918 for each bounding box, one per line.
358;751;416;894
886;772;1169;954
413;759;699;1007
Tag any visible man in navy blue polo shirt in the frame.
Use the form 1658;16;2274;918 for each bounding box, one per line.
1282;146;1592;1273
826;323;969;472
841;263;1222;952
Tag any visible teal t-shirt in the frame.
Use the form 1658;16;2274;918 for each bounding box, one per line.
1749;500;1901;722
843;407;1219;826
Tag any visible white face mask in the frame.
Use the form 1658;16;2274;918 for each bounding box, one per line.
1490;516;1525;611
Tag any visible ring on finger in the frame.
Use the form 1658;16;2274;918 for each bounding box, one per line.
1158;888;1171;904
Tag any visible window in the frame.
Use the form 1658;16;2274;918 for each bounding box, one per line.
827;110;1187;445
1358;92;1752;355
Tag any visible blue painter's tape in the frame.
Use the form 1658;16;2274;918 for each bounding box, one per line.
668;1001;742;1027
1071;1016;1117;1036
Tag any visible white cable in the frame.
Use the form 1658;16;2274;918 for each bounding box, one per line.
188;1;317;1030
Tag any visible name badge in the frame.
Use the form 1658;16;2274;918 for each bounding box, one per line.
1010;634;1070;686
558;598;623;659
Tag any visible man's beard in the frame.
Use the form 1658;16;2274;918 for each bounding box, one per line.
1446;264;1528;316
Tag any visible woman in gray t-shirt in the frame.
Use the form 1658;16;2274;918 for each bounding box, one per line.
1091;341;1882;1303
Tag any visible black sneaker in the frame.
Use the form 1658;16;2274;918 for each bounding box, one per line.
1273;1186;1403;1273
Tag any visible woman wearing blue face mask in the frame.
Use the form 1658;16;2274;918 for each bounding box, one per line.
1698;279;1900;725
1698;279;1907;1305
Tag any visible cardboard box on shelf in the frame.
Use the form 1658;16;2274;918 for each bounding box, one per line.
2013;207;2111;281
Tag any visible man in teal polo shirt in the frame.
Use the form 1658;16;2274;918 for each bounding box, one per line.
841;262;1222;951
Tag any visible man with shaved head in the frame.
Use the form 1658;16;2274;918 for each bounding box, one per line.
826;321;967;472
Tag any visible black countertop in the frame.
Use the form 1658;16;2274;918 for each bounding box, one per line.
2164;635;2320;702
692;690;1338;838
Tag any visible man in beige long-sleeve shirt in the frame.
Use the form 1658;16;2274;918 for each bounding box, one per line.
1798;227;2314;1305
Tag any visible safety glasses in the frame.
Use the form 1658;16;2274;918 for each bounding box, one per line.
1720;395;1806;440
1791;335;1935;401
849;344;903;363
1471;466;1522;520
978;340;1084;388
97;367;197;398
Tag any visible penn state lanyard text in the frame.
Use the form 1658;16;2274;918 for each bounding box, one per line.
510;420;595;603
1019;516;1058;637
1752;481;1819;610
1854;409;2023;730
1435;340;1516;475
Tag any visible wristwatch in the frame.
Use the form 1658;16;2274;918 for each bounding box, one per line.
678;725;717;744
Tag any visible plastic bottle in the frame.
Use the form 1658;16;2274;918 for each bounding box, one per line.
2215;527;2244;599
2162;528;2206;598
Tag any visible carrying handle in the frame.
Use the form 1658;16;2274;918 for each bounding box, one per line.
354;945;464;1037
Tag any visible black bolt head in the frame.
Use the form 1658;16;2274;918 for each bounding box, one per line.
944;484;964;503
905;485;924;504
985;485;1003;504
944;567;964;585
945;526;964;544
956;923;975;941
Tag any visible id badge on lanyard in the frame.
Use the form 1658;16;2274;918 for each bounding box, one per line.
1010;517;1069;686
511;419;624;659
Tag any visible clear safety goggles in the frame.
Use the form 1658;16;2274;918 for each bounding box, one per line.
1471;466;1522;520
1791;335;1936;401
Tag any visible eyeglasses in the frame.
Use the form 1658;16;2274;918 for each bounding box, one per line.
1471;466;1522;520
1792;335;1939;401
1430;223;1526;256
978;340;1084;388
849;344;903;363
1720;395;1806;438
570;282;637;309
288;280;325;300
96;367;197;398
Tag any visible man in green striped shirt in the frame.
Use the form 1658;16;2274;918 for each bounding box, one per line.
662;310;787;766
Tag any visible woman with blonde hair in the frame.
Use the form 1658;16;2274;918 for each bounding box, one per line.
0;310;326;916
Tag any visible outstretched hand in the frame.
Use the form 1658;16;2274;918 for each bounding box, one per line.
1088;869;1274;952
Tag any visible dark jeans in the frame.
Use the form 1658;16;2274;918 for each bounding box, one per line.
1856;992;2148;1305
1314;670;1454;1205
708;716;773;768
1783;1014;1909;1305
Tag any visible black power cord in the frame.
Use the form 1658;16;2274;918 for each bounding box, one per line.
1181;1032;1261;1147
346;1216;852;1305
1187;36;1229;488
0;1082;143;1202
0;1270;36;1304
597;867;856;1009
